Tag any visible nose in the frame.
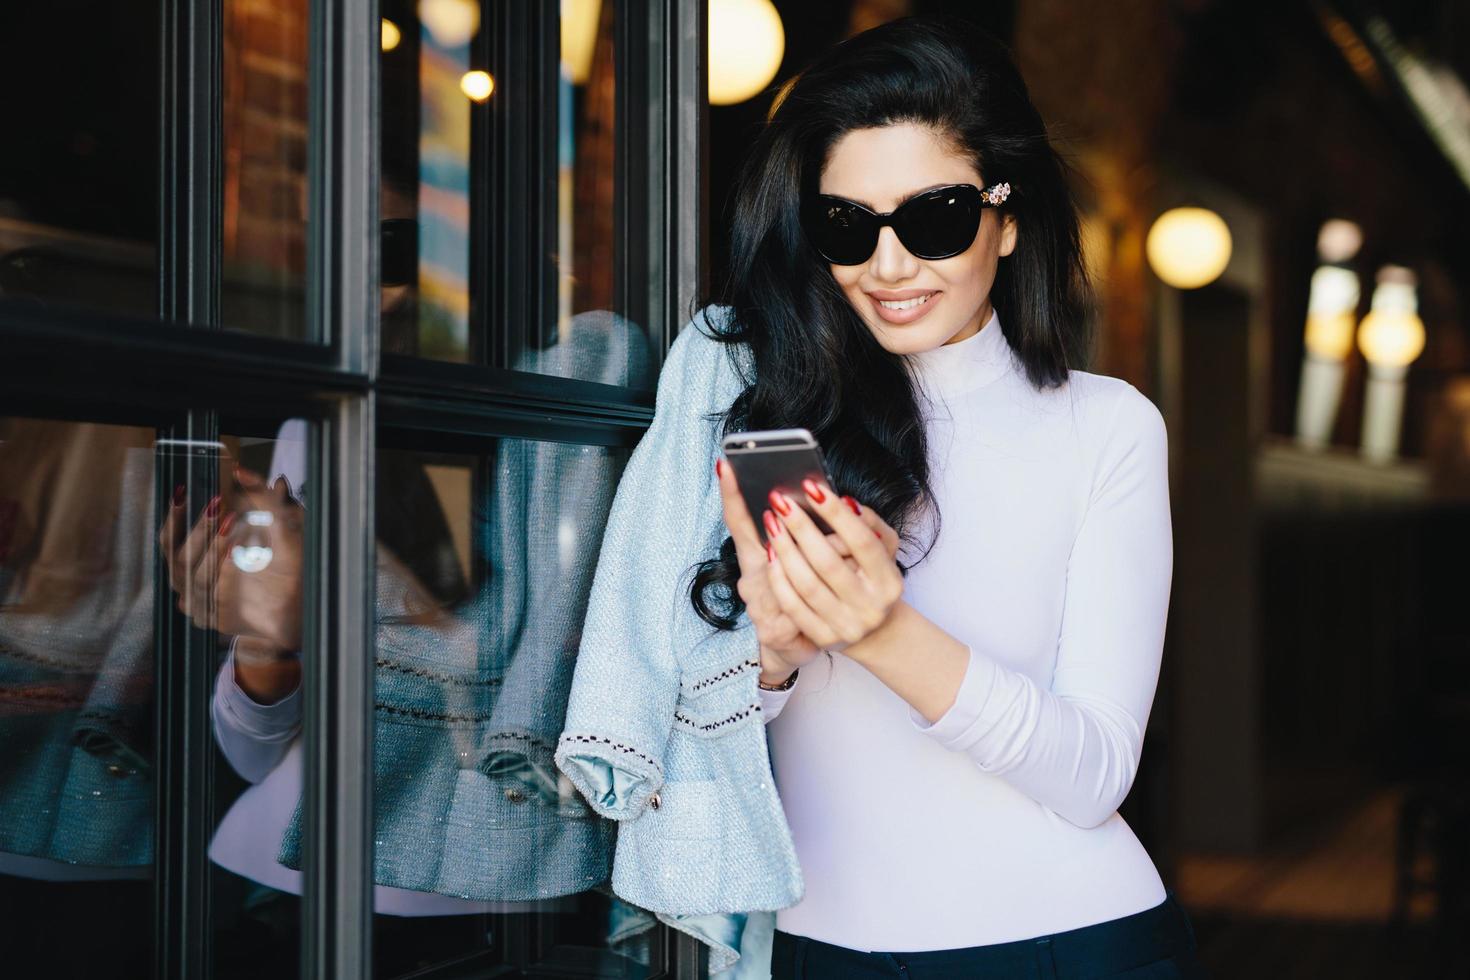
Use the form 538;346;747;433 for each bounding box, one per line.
869;224;920;283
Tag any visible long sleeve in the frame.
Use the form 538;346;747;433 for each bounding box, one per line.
908;387;1172;829
758;679;797;723
555;306;755;821
212;638;303;784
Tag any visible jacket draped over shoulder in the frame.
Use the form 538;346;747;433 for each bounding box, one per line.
555;305;803;976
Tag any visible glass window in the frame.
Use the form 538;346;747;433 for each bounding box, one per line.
221;0;311;339
380;0;480;360
366;439;662;976
0;417;313;977
380;0;654;387
0;4;159;320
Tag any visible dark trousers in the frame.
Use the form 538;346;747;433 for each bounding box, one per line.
772;889;1207;979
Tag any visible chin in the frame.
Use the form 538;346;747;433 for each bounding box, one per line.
866;319;962;356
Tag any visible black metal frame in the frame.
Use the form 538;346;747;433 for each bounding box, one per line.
0;0;709;976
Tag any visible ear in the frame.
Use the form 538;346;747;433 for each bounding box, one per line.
998;212;1019;258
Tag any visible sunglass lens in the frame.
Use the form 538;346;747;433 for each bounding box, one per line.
804;199;876;265
894;187;982;260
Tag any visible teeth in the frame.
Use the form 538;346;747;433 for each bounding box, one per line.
877;294;933;311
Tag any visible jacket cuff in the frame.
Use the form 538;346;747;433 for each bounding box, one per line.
554;732;665;821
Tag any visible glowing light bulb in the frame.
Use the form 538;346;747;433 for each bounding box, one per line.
461;70;494;102
1357;267;1425;370
1146;207;1232;289
382;18;402;52
708;0;785;106
1303;266;1361;361
419;0;479;48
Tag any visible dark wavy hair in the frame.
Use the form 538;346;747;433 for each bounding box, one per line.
689;14;1094;631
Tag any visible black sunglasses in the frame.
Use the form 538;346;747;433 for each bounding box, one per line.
800;181;1011;265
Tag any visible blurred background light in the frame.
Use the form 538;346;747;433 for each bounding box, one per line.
381;18;401;53
1316;218;1364;264
1358;265;1426;461
1146;206;1233;289
460;70;494;102
1358;265;1426;369
1295;221;1365;449
561;0;601;85
708;0;785;106
419;0;479;48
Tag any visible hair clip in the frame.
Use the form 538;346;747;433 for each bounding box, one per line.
981;182;1011;206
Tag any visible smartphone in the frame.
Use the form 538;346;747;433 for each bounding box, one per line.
720;428;836;541
154;437;231;523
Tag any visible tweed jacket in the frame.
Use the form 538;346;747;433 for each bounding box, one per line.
555;304;801;977
0;432;157;869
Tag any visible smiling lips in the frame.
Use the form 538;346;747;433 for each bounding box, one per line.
867;289;941;323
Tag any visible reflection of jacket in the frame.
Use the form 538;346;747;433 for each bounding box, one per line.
272;309;650;901
554;305;798;977
0;429;156;867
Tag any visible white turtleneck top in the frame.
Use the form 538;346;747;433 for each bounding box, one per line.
758;309;1173;952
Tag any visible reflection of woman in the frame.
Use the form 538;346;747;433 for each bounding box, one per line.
160;425;556;916
564;15;1202;979
160;305;653;944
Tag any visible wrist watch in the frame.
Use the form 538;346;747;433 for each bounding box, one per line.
758;667;799;691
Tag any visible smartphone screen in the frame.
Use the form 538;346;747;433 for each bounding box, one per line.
720;428;836;541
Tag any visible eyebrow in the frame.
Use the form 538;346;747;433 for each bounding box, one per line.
822;182;958;210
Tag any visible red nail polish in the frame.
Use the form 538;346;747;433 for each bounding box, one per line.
843;495;861;515
874;530;882;540
172;484;187;506
205;495;221;519
767;542;775;563
217;512;236;538
768;489;792;517
802;479;826;504
715;458;723;478
763;510;782;539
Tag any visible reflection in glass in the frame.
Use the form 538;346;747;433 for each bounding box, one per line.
359;434;666;976
0;5;158;319
0;421;156;975
542;0;657;385
0;420;311;976
221;0;310;339
381;0;475;360
379;0;653;382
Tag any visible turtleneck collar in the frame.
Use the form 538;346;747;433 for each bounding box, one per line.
902;307;1014;399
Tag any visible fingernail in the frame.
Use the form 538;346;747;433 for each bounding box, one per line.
205;495;222;519
217;512;236;538
768;489;792;517
766;541;775;563
874;530;882;540
715;458;723;478
763;510;782;539
172;484;187;507
842;494;861;515
802;479;826;504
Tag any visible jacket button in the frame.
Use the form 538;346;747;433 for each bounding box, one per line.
648;792;661;810
504;788;526;803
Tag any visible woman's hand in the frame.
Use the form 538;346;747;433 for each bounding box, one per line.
157;465;305;654
715;458;900;681
760;477;905;656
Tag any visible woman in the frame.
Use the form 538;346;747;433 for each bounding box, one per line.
700;14;1202;978
548;11;1201;976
